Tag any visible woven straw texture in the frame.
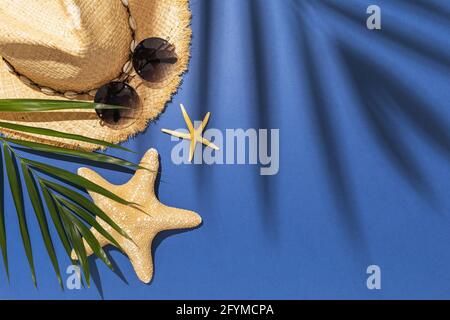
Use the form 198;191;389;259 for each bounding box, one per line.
0;0;192;150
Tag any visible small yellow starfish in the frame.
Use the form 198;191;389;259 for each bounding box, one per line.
162;104;220;162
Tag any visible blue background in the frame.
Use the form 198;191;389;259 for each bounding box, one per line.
1;0;450;299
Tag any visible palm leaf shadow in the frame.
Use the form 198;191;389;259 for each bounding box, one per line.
290;1;364;243
337;44;447;203
322;0;450;71
89;248;129;299
248;0;280;239
291;0;450;229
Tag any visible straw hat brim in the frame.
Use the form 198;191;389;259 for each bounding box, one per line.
0;0;191;150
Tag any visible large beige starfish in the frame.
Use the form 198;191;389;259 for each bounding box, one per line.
71;148;202;283
162;104;219;162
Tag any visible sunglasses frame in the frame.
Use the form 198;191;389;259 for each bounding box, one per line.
94;37;179;127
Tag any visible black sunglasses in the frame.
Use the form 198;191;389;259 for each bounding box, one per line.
94;37;178;127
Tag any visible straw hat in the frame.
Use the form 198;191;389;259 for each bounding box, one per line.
0;0;191;150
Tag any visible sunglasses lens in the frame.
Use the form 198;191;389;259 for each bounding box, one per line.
132;37;178;83
94;82;141;126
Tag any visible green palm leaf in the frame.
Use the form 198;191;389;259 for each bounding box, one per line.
41;178;131;242
0;146;8;280
3;144;36;286
0;102;142;285
40;184;73;259
59;207;90;287
22;165;63;288
54;195;122;251
5;137;143;170
0;121;133;153
22;158;136;207
61;208;113;271
0;99;128;112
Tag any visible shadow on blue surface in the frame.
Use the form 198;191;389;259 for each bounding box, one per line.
248;0;280;240
291;1;364;245
89;249;129;300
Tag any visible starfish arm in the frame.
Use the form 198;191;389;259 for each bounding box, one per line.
161;128;191;140
188;140;196;162
201;137;220;150
138;148;160;172
126;149;159;200
157;202;202;231
199;112;211;132
78;167;117;201
129;243;154;284
180;104;194;133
